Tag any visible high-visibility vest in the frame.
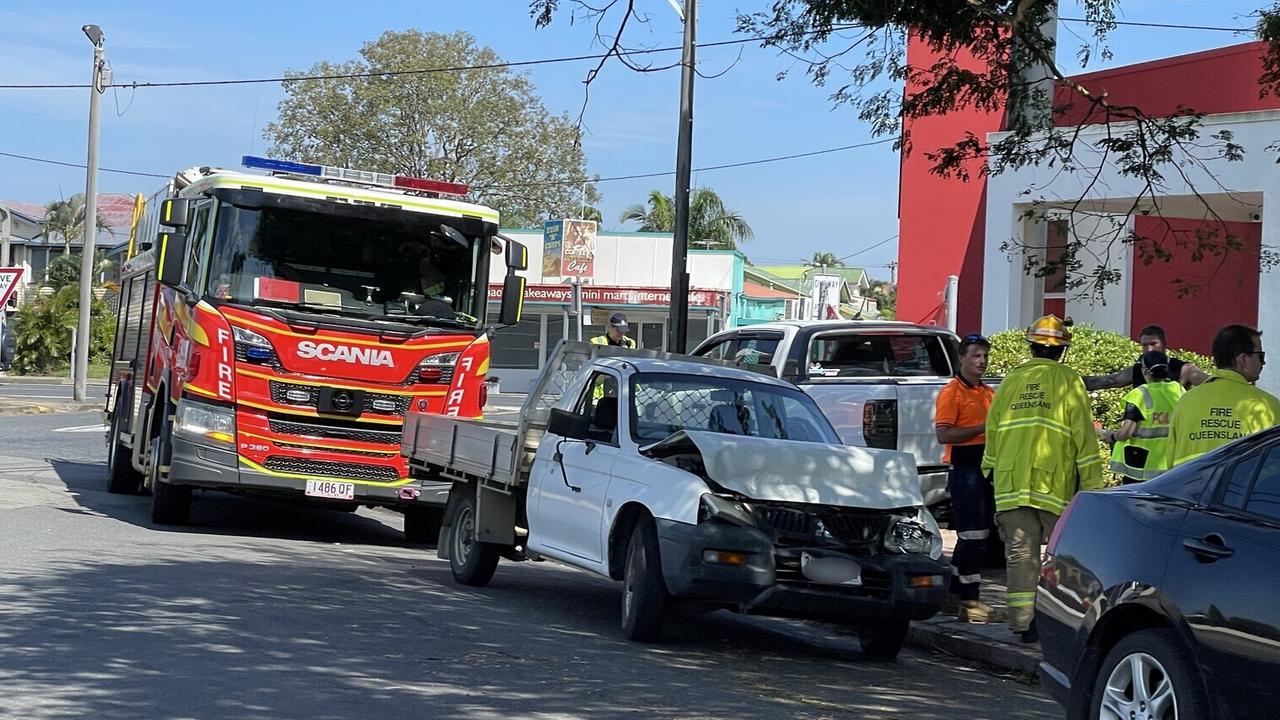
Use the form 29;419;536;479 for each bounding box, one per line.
1111;381;1183;480
1166;369;1280;467
589;334;636;349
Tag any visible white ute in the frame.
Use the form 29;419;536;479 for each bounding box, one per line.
402;342;951;657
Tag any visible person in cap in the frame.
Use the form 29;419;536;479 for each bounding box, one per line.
1098;350;1184;483
590;313;637;349
1083;324;1208;391
1164;324;1280;468
981;315;1103;643
935;333;998;623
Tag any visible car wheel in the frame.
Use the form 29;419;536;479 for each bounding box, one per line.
105;412;143;495
447;490;499;586
1090;629;1210;720
148;432;191;525
858;618;910;660
403;505;444;544
621;519;668;642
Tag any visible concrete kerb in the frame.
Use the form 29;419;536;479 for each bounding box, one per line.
905;618;1041;681
0;400;103;415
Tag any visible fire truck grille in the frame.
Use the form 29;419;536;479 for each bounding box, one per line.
263;456;401;483
275;441;399;458
268;381;411;415
268;418;402;446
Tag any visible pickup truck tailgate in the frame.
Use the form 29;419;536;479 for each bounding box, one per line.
402;413;522;487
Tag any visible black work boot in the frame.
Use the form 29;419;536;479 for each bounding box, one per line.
1019;619;1039;644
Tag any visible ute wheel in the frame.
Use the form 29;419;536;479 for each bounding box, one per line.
403;505;444;544
105;412;143;495
621;518;669;642
1090;629;1208;720
858;619;909;660
148;432;191;525
447;490;499;586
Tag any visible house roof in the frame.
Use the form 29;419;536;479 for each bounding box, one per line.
743;280;797;299
752;264;868;286
0;194;138;247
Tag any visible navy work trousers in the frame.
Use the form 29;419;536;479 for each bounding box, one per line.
948;464;994;600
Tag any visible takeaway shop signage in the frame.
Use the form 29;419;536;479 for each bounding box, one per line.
489;284;724;308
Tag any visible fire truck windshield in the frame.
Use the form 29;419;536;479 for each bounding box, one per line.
205;204;485;328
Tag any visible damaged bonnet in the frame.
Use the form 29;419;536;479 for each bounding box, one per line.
643;431;923;510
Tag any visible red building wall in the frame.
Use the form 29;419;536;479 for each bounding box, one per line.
1129;217;1261;355
898;40;1277;332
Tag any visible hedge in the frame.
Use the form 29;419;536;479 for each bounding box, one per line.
986;325;1213;430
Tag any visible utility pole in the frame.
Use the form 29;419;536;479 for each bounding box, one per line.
1;201;12;267
666;0;696;353
75;24;106;402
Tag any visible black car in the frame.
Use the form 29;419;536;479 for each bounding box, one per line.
0;322;15;371
1038;428;1280;719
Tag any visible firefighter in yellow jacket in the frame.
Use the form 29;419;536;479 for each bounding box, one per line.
981;315;1103;643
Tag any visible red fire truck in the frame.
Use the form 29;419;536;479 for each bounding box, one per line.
104;156;527;539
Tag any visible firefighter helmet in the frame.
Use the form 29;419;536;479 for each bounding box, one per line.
1026;314;1072;347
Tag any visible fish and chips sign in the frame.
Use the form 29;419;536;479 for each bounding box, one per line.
542;219;596;279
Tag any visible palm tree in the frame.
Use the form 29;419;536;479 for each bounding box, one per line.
43;194;109;255
577;205;604;223
619;187;753;250
806;252;844;271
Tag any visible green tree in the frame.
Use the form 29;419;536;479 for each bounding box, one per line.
265;29;599;226
43;193;108;256
45;251;114;291
11;284;114;375
869;279;897;320
577;205;603;223
619;188;753;250
806;252;843;270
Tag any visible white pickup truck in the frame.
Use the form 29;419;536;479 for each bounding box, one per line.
402;341;950;658
692;321;963;511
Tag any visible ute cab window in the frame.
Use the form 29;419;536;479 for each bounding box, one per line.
630;374;840;445
807;333;951;378
204;203;486;328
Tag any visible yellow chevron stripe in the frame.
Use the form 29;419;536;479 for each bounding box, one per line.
234;366;447;397
222;310;476;350
237;455;412;487
236;399;403;426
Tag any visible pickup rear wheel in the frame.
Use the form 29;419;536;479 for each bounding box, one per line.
858;619;909;660
621;519;668;642
148;432;191;526
448;491;499;586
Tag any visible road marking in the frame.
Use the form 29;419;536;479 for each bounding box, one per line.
53;424;110;433
1;394;77;399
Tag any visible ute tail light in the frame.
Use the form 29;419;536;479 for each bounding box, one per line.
478;380;489;409
862;399;898;449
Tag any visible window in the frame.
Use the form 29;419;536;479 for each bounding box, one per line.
575;372;620;444
1221;452;1261;510
1244;447;1280;522
695;334;782;365
111;276;134;362
630;373;840;444
808;333;950;377
182;203;212;291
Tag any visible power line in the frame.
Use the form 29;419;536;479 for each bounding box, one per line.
0;151;169;179
0;17;1247;91
838;234;898;262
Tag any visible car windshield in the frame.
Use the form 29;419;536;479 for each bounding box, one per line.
630;372;841;444
205;204;485;326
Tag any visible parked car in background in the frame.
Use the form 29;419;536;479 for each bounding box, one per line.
0;322;15;372
1037;427;1280;720
691;321;962;512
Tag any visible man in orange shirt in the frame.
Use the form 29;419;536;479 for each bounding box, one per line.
935;333;997;623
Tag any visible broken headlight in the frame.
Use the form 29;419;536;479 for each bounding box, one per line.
698;494;756;528
884;508;943;560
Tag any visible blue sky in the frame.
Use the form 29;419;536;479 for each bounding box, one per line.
0;1;1266;279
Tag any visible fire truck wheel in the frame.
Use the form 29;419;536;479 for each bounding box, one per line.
447;491;499;586
106;412;143;495
148;433;191;525
403;506;444;545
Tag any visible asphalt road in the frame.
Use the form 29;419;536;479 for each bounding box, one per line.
0;411;1060;720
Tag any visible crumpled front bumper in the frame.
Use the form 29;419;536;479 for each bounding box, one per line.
655;518;949;623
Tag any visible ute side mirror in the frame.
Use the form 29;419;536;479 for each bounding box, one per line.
158;198;191;229
157;231;187;287
548;408;591;441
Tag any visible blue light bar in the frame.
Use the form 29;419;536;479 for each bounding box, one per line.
241;155;323;176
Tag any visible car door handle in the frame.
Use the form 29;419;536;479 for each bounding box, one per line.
1183;535;1234;562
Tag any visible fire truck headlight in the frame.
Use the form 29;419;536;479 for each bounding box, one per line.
232;326;272;348
175;400;236;445
415;351;460;384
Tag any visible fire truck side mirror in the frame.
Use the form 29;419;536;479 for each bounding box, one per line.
504;237;528;271
157;231;188;287
158;198;191;228
498;273;525;326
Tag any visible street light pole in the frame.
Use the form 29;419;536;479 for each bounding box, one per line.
75;24;106;402
665;0;695;353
